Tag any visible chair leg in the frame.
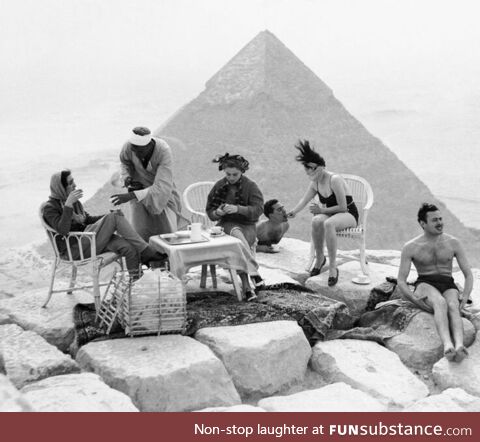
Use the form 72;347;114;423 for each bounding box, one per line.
229;268;243;302
210;265;217;289
359;236;369;275
43;258;59;308
67;266;77;295
200;265;208;288
92;262;101;311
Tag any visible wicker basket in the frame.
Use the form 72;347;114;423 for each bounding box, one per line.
100;268;186;337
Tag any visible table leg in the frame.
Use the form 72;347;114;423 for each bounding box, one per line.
200;265;207;288
210;265;217;289
229;268;243;301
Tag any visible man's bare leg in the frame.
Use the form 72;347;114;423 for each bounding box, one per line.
419;284;455;359
444;289;468;362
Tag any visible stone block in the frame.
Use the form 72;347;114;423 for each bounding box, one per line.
258;382;386;412
311;339;428;407
21;373;138;412
195;321;311;397
77;335;241;412
386;313;475;369
0;374;34;412
405;388;480;412
0;288;92;352
433;331;480;396
0;324;79;388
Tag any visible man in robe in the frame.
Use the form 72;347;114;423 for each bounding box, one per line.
111;127;186;241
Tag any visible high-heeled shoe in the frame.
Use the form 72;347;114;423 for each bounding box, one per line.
328;268;339;286
310;256;326;277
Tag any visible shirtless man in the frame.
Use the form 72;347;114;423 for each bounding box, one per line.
256;199;289;253
397;203;473;362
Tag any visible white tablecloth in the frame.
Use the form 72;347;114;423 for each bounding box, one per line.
149;234;253;280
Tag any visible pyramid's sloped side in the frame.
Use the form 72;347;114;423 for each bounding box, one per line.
201;30;332;107
146;31;478;258
155;93;477;255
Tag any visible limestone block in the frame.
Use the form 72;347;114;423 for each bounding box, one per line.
0;324;79;388
258;382;386;412
0;288;92;352
196;405;266;412
0;313;12;325
77;335;241;412
405;388;480;412
0;374;34;412
306;261;409;317
340;249;401;267
311;339;428;407
386;313;475;369
433;331;480;396
255;237;312;275
21;373;138;412
195;321;311;397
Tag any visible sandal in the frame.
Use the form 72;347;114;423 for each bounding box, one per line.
328;268;339;287
310;256;326;277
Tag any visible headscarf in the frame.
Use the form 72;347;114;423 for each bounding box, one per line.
49;172;86;224
212;153;249;173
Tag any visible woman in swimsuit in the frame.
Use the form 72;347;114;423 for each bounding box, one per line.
287;140;359;286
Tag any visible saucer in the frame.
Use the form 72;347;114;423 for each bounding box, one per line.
209;231;225;237
352;276;371;285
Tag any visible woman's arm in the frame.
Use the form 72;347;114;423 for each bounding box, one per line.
288;184;316;217
234;181;264;221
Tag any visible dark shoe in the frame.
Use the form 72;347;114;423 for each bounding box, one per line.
245;290;257;302
310;256;326;277
251;275;265;290
328;268;339;287
148;253;169;269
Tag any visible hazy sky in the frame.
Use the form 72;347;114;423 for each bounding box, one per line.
2;0;479;123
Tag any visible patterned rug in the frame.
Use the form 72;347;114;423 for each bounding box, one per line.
71;279;421;351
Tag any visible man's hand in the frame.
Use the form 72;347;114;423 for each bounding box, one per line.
223;204;238;214
460;293;469;310
110;192;136;206
65;189;83;207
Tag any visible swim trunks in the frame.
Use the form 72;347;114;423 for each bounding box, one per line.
414;274;458;294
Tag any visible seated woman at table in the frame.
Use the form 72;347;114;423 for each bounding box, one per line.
287;140;359;286
206;153;265;301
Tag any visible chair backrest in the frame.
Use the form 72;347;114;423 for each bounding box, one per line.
39;203;93;261
182;181;216;228
341;174;374;227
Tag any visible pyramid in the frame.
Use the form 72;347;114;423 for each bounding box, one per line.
149;30;477;257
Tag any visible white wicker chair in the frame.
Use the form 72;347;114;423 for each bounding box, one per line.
182;182;217;288
307;174;374;280
40;204;121;310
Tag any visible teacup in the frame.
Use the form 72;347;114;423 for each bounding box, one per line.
187;223;203;241
210;226;224;235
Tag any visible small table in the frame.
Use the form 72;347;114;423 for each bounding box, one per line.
149;233;251;301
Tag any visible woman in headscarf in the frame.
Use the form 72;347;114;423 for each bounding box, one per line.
287;140;359;286
206;153;265;301
42;170;167;279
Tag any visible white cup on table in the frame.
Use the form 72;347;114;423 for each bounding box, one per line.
188;223;203;241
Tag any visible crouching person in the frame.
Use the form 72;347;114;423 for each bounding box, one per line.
42;170;167;280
